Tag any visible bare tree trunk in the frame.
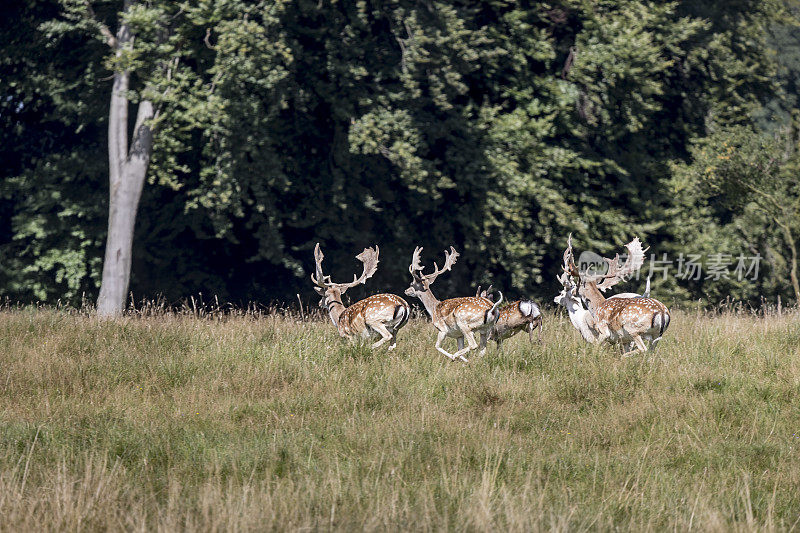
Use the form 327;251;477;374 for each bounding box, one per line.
96;9;155;317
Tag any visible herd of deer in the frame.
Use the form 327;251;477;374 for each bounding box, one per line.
311;236;671;362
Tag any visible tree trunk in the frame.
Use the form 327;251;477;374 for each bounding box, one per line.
96;11;155;317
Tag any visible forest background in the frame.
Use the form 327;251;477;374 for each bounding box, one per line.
3;0;800;310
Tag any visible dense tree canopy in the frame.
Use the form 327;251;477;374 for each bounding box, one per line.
1;0;797;308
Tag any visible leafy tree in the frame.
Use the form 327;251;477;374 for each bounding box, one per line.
0;0;107;302
678;124;800;302
0;0;793;309
45;0;194;315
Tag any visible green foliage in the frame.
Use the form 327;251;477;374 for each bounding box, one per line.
0;0;796;306
672;124;800;302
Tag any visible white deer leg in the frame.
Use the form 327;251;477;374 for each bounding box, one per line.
435;330;457;361
649;336;662;352
367;322;394;349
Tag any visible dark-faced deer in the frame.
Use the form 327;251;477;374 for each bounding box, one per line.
311;243;410;350
405;247;503;362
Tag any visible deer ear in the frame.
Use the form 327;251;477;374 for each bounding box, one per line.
314;286;325;296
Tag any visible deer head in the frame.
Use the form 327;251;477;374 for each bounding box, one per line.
554;268;578;306
405;246;459;299
311;243;379;309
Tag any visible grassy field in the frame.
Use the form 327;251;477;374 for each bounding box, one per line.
1;307;799;531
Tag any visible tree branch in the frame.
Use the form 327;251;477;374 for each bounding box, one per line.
84;1;118;48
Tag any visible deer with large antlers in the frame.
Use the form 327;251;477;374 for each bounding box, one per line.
311;243;410;350
476;285;543;348
405;247;503;362
554;274;652;344
555;235;670;356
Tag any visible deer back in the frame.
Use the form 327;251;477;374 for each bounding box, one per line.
338;293;409;337
494;300;542;337
436;296;496;327
596;296;669;336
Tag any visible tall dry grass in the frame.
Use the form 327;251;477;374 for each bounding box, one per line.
1;307;799;531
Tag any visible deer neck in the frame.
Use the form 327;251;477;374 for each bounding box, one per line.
581;282;606;315
415;289;441;321
564;296;598;343
326;298;347;328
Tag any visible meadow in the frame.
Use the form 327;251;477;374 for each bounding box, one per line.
1;307;799;531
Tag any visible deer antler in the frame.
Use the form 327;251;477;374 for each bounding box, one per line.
557;270;575;290
409;246;459;285
311;243;380;292
311;243;327;287
476;284;493;298
562;234;580;279
409;246;425;280
338;246;380;291
591;237;648;292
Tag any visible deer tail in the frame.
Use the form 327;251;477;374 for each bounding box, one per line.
485;290;503;324
652;309;669;338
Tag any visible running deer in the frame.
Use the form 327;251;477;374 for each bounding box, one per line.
476;285;543;348
553;272;652;344
554;273;598;343
311;243;410;349
556;235;670;356
405;246;503;362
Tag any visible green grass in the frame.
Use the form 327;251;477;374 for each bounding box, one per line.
1;309;799;531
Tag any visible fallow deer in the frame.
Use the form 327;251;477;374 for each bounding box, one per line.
311;243;410;350
476;285;543;348
557;235;670;356
554;273;599;343
553;273;653;347
405;247;503;362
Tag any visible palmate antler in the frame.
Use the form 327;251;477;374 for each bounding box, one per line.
589;237;648;292
561;233;580;280
556;270;574;289
409;246;459;285
559;234;647;291
311;243;380;293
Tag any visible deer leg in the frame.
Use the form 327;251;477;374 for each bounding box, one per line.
621;335;648;357
452;328;478;362
367;322;394;349
595;323;612;344
435;330;458;361
649;336;662;352
478;332;488;356
457;336;465;352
